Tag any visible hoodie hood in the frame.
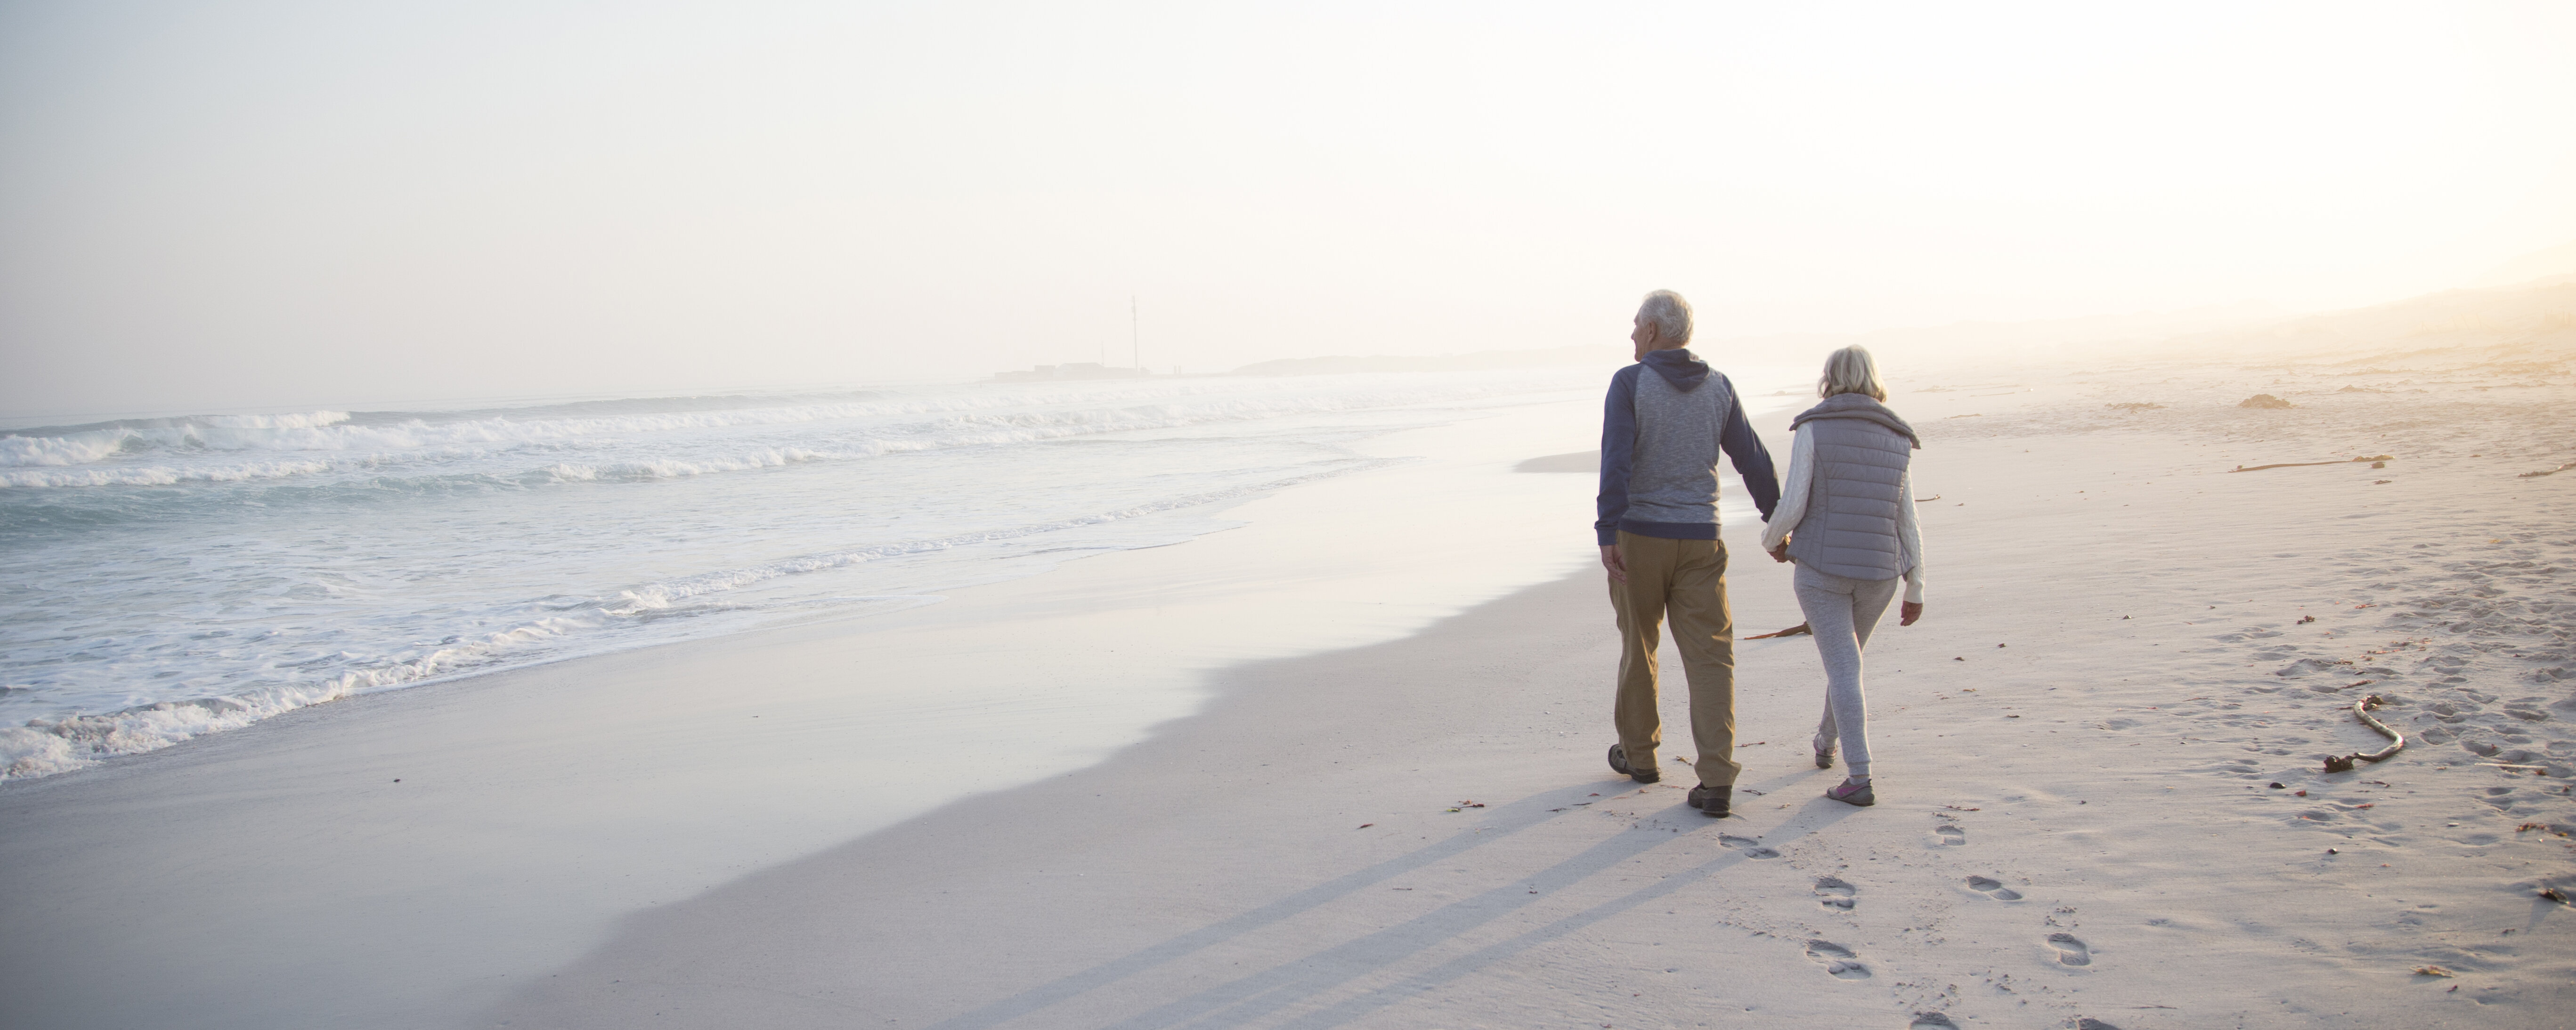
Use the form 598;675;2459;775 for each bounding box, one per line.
1790;393;1921;449
1640;348;1711;391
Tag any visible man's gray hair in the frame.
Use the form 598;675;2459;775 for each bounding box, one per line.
1818;345;1888;401
1636;290;1693;346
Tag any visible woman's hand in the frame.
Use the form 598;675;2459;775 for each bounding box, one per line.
1600;544;1628;583
1768;537;1791;563
1900;601;1923;626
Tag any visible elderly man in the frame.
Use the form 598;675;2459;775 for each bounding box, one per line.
1596;290;1780;818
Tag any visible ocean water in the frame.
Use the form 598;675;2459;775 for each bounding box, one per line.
0;370;1611;779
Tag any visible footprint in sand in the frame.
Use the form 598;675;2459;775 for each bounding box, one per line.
1964;875;2023;900
2046;933;2093;966
1932;825;1967;846
1814;876;1857;909
1718;834;1781;859
1805;939;1871;979
1909;1014;1958;1030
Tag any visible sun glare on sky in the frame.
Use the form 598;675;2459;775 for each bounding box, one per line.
1;1;2570;416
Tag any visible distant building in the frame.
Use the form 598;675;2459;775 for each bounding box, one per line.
991;362;1153;382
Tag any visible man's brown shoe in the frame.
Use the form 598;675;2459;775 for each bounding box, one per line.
1606;744;1659;784
1687;783;1731;817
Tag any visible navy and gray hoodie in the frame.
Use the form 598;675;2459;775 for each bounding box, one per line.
1594;348;1780;546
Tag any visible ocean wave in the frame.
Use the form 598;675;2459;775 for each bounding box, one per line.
0;613;603;780
200;410;352;430
539;447;841;483
0;376;1526;489
0;375;1537;466
0;459;338;488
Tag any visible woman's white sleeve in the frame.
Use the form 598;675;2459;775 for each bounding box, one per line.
1896;465;1926;604
1761;430;1813;553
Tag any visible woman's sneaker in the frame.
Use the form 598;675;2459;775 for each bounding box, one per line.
1606;744;1659;784
1825;778;1875;807
1813;746;1835;769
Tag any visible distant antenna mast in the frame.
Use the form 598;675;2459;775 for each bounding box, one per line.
1130;295;1140;373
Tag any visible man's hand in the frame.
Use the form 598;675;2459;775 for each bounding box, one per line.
1600;543;1628;583
1768;539;1791;563
1900;601;1923;626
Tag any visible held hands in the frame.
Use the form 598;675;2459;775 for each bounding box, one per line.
1900;601;1923;626
1599;543;1627;583
1768;541;1791;563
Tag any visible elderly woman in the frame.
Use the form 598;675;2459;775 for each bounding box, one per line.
1761;345;1924;807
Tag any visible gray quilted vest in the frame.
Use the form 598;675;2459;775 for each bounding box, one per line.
1785;394;1920;580
1625;366;1738;528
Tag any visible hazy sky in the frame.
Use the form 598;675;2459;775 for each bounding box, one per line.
3;1;2571;418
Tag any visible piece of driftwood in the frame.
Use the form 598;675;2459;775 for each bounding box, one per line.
2322;694;2405;773
1746;623;1812;640
2229;454;2394;473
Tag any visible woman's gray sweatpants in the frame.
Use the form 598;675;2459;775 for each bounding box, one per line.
1793;565;1901;779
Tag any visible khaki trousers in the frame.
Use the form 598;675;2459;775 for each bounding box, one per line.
1609;531;1741;787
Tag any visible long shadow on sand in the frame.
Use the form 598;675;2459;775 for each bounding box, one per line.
941;790;1858;1030
919;784;1599;1030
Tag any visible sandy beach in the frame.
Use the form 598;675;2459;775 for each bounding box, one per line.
7;329;2575;1029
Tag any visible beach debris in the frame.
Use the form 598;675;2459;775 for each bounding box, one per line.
1997;643;2007;648
1455;800;1484;809
2325;848;2337;854
2269;782;2286;789
2297;615;2316;624
2322;695;2405;773
2239;394;2295;409
1913;495;1942;503
2296;789;2308;796
2517;462;2576;478
2413;965;2456;977
1747;623;1812;640
2227;454;2393;473
1357;823;1373;829
2105;402;2162;411
2543;887;2569;904
2375;479;2392;484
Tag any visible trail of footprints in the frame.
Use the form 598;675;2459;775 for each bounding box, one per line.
1790;819;2091;1010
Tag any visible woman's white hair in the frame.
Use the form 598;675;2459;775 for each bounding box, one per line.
1636;290;1693;346
1818;345;1888;401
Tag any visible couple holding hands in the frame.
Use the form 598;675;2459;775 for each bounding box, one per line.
1594;290;1926;818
